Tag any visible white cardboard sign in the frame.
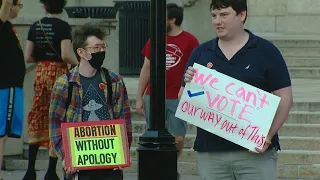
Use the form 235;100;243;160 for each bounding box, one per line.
175;63;281;152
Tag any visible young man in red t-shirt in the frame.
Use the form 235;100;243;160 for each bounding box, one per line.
136;3;199;157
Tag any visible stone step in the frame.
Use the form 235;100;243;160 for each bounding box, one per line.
279;137;320;151
284;57;320;67
289;67;320;78
278;123;320;137
127;160;320;180
6;154;320;179
277;46;320;57
260;33;320;45
259;34;320;48
128;98;320;112
131;110;320;124
131;133;320;151
286;111;320;124
21;140;320;165
282;101;318;112
132;121;320;137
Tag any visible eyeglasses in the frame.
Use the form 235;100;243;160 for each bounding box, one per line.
84;43;108;52
16;4;23;9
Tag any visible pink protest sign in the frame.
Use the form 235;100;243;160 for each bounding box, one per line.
175;63;281;152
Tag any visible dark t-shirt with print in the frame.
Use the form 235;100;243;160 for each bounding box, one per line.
0;20;26;89
27;17;72;62
80;72;110;121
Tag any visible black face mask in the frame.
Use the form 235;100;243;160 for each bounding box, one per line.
88;51;106;69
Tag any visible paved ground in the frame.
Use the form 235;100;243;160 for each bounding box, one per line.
0;170;201;180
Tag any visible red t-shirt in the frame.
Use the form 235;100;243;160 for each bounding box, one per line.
141;31;199;99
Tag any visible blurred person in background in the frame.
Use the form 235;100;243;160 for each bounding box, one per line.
136;3;199;179
23;0;77;179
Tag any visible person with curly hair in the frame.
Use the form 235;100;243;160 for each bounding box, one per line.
49;24;132;180
23;0;78;179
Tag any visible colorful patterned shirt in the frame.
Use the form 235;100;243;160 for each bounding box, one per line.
49;66;132;160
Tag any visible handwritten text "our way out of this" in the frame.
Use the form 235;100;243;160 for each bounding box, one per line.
181;101;266;147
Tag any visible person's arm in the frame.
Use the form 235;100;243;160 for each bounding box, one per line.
267;87;293;139
265;47;293;140
60;24;78;65
256;44;293;153
178;46;200;99
113;74;132;148
136;39;151;100
178;87;184;99
0;0;12;29
61;40;78;65
49;75;68;159
26;24;37;63
136;57;150;99
25;40;36;63
178;36;200;98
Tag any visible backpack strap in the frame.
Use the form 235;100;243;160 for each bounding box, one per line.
102;67;113;107
65;71;73;112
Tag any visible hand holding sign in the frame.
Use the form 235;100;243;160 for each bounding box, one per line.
65;167;78;175
253;136;272;153
184;66;196;83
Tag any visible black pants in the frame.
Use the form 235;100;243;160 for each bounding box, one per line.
64;170;123;180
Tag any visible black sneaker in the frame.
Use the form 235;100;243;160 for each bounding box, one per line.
44;172;60;180
22;170;37;180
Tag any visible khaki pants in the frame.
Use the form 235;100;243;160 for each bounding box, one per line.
196;149;278;180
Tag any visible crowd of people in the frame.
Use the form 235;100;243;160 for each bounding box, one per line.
0;0;293;179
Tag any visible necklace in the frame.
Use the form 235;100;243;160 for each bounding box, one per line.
46;13;61;18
